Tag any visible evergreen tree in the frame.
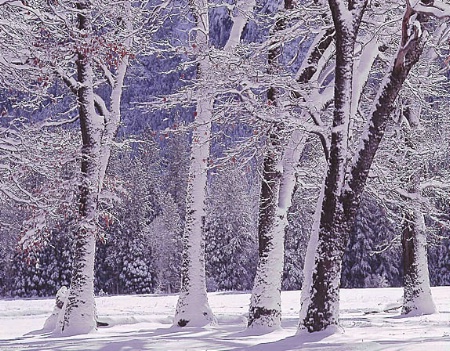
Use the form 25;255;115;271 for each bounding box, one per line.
10;224;73;297
148;191;183;294
341;198;401;288
282;190;314;291
428;234;450;286
205;169;258;292
95;140;161;295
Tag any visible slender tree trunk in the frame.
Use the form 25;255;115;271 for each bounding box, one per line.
299;5;425;333
248;122;285;330
174;0;215;327
174;93;215;327
401;208;436;315
174;0;255;328
247;0;293;330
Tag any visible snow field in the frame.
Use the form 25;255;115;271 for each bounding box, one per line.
1;287;450;350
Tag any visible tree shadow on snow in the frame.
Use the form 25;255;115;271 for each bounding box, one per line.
232;328;344;351
97;339;146;351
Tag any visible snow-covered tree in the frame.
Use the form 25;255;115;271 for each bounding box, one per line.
173;0;216;328
11;225;73;297
298;0;448;333
174;0;256;327
341;198;400;288
148;191;183;294
0;122;79;297
248;0;333;330
0;0;167;335
363;25;450;313
94;138;162;295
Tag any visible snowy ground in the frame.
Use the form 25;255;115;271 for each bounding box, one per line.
1;287;450;350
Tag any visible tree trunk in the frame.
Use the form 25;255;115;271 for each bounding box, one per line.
174;0;256;328
401;204;436;316
248;122;285;330
298;2;362;332
248;0;293;330
248;1;331;330
173;92;215;327
173;0;215;328
57;0;132;336
298;5;425;333
59;1;100;335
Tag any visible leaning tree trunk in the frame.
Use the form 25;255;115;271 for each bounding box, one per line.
401;204;436;315
173;0;215;328
59;1;101;335
299;5;425;333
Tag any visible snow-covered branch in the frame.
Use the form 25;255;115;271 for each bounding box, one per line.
412;0;450;18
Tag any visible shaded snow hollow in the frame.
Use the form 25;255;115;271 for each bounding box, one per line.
1;287;450;350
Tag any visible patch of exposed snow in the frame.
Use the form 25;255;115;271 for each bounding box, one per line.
2;288;450;350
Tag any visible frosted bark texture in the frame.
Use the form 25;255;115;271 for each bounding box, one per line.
56;0;131;336
174;0;215;328
248;130;306;330
44;286;69;332
59;12;100;332
298;1;425;334
298;4;361;332
174;94;216;327
402;209;436;316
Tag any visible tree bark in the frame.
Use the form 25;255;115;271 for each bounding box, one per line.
299;4;425;333
248;0;296;330
401;209;436;315
248;2;332;330
299;1;365;332
58;0;132;336
59;0;100;336
173;0;215;328
248;122;285;329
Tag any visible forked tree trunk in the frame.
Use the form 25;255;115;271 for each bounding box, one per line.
57;0;132;336
401;207;436;315
298;5;425;333
298;0;365;333
248;0;332;330
174;0;255;328
58;1;99;336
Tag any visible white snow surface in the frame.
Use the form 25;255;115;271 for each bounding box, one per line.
2;287;450;350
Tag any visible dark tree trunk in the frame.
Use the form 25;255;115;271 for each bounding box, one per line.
299;6;426;333
249;1;335;329
300;3;363;332
402;211;416;299
247;0;292;329
59;0;100;336
248;122;284;329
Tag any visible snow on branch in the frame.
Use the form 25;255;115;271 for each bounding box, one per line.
412;0;450;18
